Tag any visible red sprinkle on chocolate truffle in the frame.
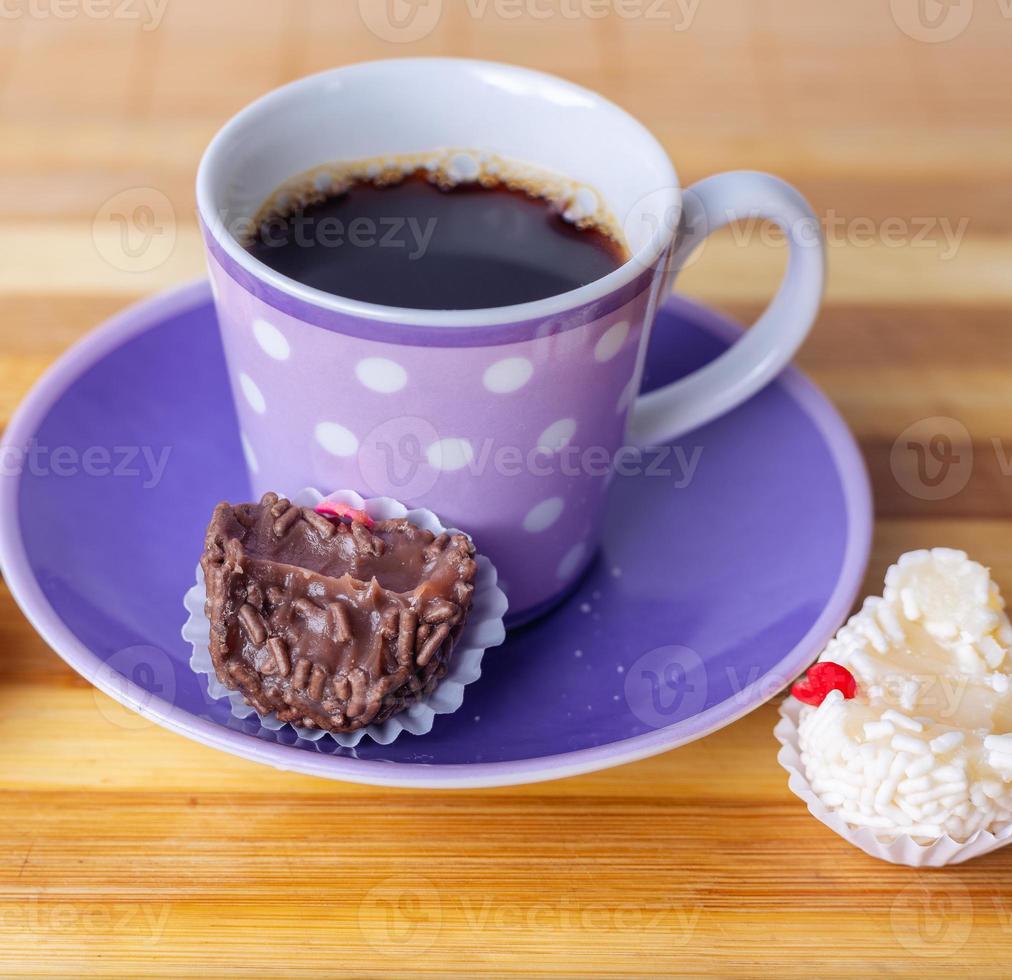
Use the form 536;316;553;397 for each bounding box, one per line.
314;500;375;528
790;662;857;706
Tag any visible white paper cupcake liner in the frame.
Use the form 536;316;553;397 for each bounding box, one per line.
775;697;1012;867
181;488;508;747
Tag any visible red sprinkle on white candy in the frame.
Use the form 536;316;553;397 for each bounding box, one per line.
791;661;857;706
314;500;375;528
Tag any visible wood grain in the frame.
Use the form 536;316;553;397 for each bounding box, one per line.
2;1;1012;975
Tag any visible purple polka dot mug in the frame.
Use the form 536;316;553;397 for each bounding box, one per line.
196;58;825;624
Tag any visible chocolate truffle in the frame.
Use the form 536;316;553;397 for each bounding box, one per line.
200;492;477;733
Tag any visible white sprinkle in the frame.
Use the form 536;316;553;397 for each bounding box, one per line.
848;650;878;679
816;778;861;800
840;810;895;829
929;731;965;753
904;754;936;779
882;710;923;733
899;679;920;712
926;618;959;641
860;616;889;653
906;783;968;806
984;734;1012;755
892;733;930;755
874;753;910;808
878;804;908;824
877;603;906;644
987;752;1012;772
932;764;967;783
905;824;945;839
981;635;1006;668
863;721;894;741
900;587;921;621
955;643;980;672
897;797;925;823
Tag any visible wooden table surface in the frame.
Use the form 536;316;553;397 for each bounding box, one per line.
2;1;1012;975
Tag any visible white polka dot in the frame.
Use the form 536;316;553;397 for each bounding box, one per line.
594;320;630;362
523;497;565;533
240;432;258;473
426;438;474;472
356;357;407;394
483;357;534;394
315;421;359;457
558;542;589;580
252;318;291;360
537;418;577;453
239;373;266;414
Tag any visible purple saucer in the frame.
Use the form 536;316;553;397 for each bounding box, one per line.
0;282;871;788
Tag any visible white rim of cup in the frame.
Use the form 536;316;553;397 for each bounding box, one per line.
195;57;681;329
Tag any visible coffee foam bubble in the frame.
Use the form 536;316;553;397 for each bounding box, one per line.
248;149;626;252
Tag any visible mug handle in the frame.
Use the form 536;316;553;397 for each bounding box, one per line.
627;171;825;447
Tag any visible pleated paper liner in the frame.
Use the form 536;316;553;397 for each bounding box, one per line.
776;697;1012;867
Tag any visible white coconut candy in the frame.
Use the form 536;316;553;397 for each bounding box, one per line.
793;549;1012;845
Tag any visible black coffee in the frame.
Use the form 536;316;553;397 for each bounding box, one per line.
247;172;626;310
